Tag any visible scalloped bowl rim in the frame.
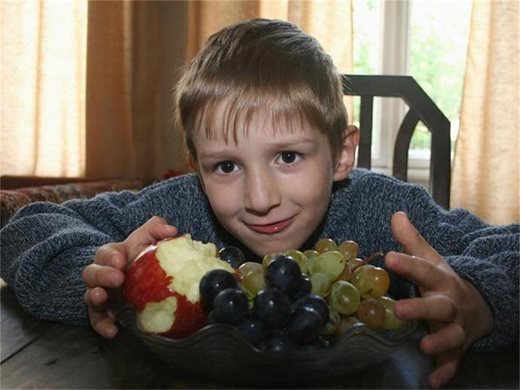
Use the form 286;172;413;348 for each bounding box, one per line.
118;305;417;383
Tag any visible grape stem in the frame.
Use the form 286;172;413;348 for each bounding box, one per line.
352;251;385;272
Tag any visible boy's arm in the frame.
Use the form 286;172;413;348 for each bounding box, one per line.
386;212;499;389
371;176;520;351
0;206;114;325
441;229;519;350
407;202;520;351
0;175;207;326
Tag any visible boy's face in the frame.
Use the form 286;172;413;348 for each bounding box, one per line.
192;115;355;258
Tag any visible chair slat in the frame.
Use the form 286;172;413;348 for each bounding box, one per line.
358;96;374;169
342;74;451;209
393;109;420;182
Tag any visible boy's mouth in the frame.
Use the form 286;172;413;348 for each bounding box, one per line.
247;217;294;234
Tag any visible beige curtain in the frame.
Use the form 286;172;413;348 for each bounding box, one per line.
86;1;191;180
1;0;87;177
86;0;353;180
187;1;353;74
451;0;519;224
1;0;352;181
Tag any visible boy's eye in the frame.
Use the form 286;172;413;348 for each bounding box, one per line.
280;151;299;164
216;161;237;174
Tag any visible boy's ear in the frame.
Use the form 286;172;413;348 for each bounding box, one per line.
190;156;207;192
333;125;360;181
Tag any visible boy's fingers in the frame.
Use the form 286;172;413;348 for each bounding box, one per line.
124;216;178;261
394;295;457;323
89;310;119;339
146;216;178;240
428;351;460;389
84;286;109;308
420;322;465;356
385;252;447;291
82;264;125;289
391;211;442;265
94;244;127;269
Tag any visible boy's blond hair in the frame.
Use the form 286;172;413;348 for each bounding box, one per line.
175;18;348;163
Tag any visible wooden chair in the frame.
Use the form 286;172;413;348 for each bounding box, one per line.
342;74;451;209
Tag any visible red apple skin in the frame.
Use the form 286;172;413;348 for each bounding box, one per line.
122;247;206;339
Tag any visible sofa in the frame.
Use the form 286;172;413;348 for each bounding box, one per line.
0;176;147;228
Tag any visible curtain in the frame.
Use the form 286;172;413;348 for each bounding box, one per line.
85;1;191;180
1;0;353;181
1;0;87;177
451;0;519;224
86;0;353;180
187;1;353;76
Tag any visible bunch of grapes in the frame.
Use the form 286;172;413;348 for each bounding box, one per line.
302;239;404;333
199;240;404;351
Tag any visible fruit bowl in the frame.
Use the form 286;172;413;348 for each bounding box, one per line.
117;304;417;384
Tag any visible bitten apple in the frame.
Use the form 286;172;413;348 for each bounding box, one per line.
122;234;235;338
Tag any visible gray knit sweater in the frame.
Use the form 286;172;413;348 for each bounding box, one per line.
1;169;518;350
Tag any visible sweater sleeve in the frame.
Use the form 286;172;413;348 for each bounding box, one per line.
395;183;519;351
0;174;212;326
0;202;126;325
338;172;519;351
438;222;519;351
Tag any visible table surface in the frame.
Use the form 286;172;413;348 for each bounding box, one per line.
1;284;518;389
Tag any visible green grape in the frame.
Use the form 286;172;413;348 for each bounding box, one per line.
338;261;352;282
284;249;309;274
315;238;337;253
351;264;376;295
365;266;390;298
240;267;265;295
238;261;263;279
310;272;332;297
262;253;277;269
304;250;319;275
351;264;390;298
338;315;362;334
338;240;359;262
320;321;338;336
329;280;360;316
328;308;342;327
347;257;364;273
303;249;319;262
377;296;404;329
356;298;386;328
320;309;341;336
309;250;346;281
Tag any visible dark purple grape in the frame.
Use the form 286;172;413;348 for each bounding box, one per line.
237;316;266;347
213;288;249;324
292;273;312;301
287;307;322;345
301;335;331;351
199;269;238;313
218;246;246;268
265;330;295;352
205;311;218;325
253;288;291;329
291;294;329;326
264;254;303;297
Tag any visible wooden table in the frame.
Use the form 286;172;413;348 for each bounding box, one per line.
1;284;518;389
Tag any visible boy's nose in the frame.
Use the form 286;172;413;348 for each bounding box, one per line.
244;168;281;214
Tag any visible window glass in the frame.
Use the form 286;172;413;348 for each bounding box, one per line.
352;0;471;164
408;0;472;157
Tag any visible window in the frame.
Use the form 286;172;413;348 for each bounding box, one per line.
352;0;472;184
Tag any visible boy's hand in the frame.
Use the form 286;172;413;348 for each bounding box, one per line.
82;216;178;339
385;211;493;389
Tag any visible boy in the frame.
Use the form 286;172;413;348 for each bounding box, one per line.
1;19;518;389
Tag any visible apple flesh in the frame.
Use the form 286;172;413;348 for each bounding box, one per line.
122;234;235;338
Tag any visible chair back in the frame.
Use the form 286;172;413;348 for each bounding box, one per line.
342;74;451;209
